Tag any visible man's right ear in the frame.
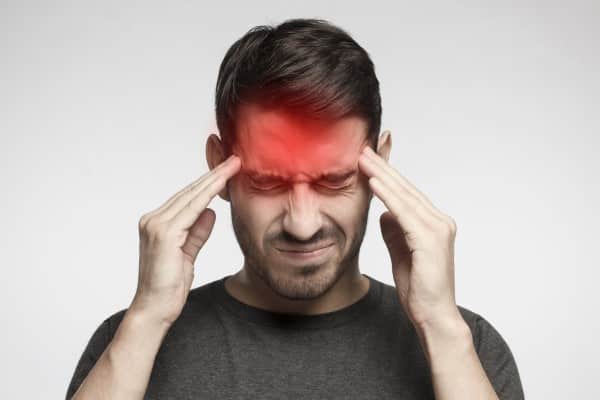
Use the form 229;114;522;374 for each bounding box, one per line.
205;133;231;202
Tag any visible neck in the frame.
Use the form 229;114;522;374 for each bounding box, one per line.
224;261;370;315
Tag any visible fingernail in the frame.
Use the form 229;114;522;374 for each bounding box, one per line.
230;155;242;166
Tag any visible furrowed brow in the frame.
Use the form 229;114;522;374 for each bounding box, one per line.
319;170;356;182
245;170;285;182
245;169;356;182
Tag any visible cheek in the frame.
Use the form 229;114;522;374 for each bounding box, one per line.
322;196;366;223
321;188;371;225
329;182;371;205
231;187;279;233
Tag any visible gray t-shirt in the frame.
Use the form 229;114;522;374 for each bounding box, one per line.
66;274;524;399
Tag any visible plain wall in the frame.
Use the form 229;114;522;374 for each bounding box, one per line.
1;0;598;398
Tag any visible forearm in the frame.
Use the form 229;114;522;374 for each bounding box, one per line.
415;311;499;400
71;309;171;400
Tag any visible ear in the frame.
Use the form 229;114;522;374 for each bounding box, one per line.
377;130;392;162
205;133;231;202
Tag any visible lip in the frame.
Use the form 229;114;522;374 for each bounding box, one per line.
276;243;335;263
276;242;335;253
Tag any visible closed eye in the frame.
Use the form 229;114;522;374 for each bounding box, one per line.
249;179;287;191
251;181;352;192
316;182;352;190
252;183;286;191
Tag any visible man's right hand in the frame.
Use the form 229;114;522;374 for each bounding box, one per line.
129;154;241;327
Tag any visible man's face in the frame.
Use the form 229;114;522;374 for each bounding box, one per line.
227;102;374;300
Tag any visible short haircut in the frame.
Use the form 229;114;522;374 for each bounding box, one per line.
214;18;382;155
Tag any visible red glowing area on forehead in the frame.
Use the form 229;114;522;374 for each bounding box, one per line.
234;103;370;181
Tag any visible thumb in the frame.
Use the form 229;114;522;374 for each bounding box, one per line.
379;211;412;279
379;211;411;265
182;208;216;264
379;211;412;291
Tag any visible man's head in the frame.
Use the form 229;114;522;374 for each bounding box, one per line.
206;18;391;301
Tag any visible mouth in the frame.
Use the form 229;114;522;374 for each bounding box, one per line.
275;243;335;263
276;242;335;253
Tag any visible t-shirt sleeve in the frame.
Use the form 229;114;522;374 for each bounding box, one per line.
65;318;112;400
473;315;525;400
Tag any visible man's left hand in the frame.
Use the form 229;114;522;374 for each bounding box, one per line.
358;143;463;333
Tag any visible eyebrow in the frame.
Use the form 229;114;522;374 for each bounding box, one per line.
245;168;357;183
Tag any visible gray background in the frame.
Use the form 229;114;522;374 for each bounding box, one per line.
2;0;598;398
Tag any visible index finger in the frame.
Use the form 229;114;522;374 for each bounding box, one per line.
167;155;241;231
152;154;241;222
358;146;447;222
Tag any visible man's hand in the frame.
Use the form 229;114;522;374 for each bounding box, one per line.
358;145;461;332
130;154;241;327
358;143;501;399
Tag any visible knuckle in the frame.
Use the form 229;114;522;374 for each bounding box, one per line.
449;218;457;234
144;218;165;238
138;214;148;230
138;213;155;233
153;223;173;242
154;227;171;242
444;214;457;232
440;215;457;236
154;225;170;241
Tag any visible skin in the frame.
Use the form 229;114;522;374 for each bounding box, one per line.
206;102;386;315
206;102;499;399
358;131;498;399
72;149;244;399
72;100;499;399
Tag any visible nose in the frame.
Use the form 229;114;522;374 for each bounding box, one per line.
282;183;323;241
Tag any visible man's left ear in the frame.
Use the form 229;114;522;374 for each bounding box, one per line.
377;130;392;162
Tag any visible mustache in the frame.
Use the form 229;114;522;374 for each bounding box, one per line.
273;229;336;247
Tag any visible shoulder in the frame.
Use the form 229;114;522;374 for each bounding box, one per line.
374;276;511;352
457;305;525;399
456;305;513;356
373;276;522;366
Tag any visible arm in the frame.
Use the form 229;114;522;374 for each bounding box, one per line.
70;309;171;400
68;153;241;399
415;311;499;400
356;144;504;398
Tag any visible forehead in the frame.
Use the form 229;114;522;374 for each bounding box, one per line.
235;103;369;179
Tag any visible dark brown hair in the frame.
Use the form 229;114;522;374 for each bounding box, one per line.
214;18;382;155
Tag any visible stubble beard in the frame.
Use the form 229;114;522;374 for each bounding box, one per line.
229;203;370;301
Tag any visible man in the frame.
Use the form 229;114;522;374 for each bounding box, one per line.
67;18;524;399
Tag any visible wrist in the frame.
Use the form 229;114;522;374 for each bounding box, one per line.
109;307;172;364
416;308;471;340
125;304;174;335
414;309;473;367
100;305;172;398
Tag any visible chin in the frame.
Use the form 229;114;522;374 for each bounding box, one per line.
260;259;345;301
